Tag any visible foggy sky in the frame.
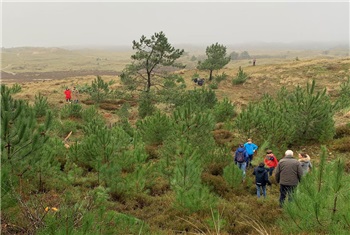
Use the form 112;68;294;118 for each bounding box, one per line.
1;1;349;48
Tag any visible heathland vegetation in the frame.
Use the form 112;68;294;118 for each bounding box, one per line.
1;32;350;234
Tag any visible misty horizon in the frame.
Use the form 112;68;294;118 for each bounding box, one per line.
2;2;349;49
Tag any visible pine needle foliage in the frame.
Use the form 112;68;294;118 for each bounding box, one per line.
235;80;335;146
171;140;217;213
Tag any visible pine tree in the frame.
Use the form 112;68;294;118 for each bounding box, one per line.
1;85;52;192
171;140;217;213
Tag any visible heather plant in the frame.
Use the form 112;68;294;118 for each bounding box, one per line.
279;146;350;234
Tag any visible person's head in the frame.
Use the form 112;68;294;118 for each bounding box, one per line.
266;149;273;155
247;138;252;143
299;152;307;158
285;150;294;157
239;144;244;148
258;162;265;167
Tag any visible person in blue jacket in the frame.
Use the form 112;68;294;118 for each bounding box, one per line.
244;138;258;169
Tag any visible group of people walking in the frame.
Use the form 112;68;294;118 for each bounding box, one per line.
64;86;79;103
233;139;312;206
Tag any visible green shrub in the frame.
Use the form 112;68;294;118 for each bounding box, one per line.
33;93;49;118
235;80;335;146
173;88;218;111
213;98;236;122
223;163;243;189
209;82;218;89
232;67;248;85
137;111;173;145
214;72;228;83
59;120;78;138
8;83;22;94
89;75;114;103
60;103;83;119
138;92;157;118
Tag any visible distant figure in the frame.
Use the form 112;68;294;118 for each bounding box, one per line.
264;149;279;176
193;78;198;83
253;58;256;66
234;144;249;177
197;78;204;86
298;152;312;175
244;138;258;169
275;150;303;207
64;88;72;103
253;162;271;198
72;86;79;103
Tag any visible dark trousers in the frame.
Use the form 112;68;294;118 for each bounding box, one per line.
268;167;275;176
247;154;254;168
279;184;296;207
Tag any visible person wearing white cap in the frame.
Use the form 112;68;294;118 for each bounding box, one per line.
275;150;303;207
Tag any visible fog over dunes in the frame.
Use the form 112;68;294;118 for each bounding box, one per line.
2;1;349;49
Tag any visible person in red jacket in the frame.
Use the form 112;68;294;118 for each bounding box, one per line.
264;149;279;176
64;88;72;103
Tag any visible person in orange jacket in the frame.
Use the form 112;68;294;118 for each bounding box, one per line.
64;88;72;102
264;149;279;176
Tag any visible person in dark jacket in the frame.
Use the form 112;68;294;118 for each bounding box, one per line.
253;162;271;198
275;150;303;207
234;144;249;177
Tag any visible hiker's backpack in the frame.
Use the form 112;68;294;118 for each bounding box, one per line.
236;151;245;163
